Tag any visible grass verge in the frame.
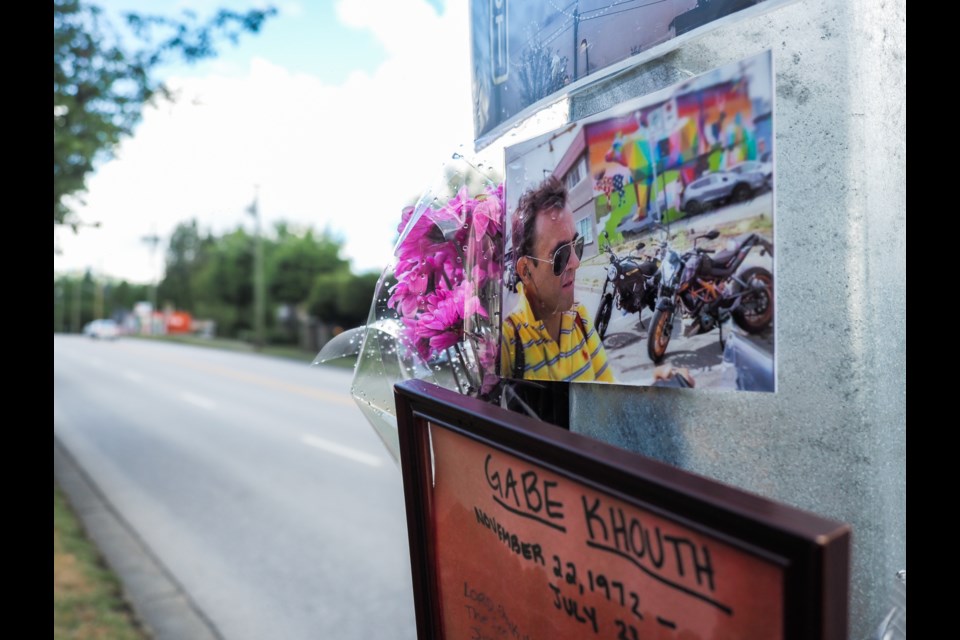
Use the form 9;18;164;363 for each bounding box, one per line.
54;483;148;640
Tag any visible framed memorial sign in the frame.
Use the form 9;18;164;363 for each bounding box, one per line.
395;379;850;639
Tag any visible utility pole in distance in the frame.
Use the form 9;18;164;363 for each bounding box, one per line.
141;231;161;334
247;186;265;351
73;274;83;333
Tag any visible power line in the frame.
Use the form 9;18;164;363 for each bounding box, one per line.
541;20;574;47
545;0;580;19
581;0;672;21
517;17;574;55
518;0;674;59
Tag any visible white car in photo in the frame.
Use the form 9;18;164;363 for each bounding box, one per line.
728;159;773;191
681;169;766;215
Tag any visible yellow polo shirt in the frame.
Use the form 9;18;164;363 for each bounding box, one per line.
500;284;615;383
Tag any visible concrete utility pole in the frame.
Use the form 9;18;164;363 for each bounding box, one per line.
95;277;104;320
247;186;265;351
55;285;65;333
73;275;83;333
572;3;580;81
141;231;161;334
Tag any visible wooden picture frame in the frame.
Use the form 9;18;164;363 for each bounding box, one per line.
395;379;850;640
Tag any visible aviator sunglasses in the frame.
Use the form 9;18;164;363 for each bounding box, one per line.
525;235;585;276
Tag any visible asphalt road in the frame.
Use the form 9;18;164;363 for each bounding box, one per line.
53;334;417;640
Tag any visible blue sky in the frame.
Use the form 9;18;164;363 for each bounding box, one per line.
55;0;492;284
102;1;392;84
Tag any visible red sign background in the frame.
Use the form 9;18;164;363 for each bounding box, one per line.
428;422;785;640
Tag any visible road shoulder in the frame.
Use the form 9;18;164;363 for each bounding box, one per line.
54;434;222;640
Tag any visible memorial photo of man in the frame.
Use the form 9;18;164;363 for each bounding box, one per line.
500;176;614;382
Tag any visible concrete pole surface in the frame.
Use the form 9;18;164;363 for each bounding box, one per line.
551;0;906;637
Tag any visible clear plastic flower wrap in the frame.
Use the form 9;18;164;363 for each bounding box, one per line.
314;154;504;463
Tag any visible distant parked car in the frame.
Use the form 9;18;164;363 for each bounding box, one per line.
681;170;764;215
83;319;120;340
729;159;773;190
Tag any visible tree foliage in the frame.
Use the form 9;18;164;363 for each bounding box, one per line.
56;216;382;343
53;0;276;227
157;220;213;312
268;225;348;305
52;1;387;347
307;271;380;329
516;29;568;106
54;273;150;333
137;220;376;340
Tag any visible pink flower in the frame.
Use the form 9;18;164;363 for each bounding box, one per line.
415;286;465;356
460;281;489;320
477;334;498;370
470;260;495;289
484;182;504;204
429;330;461;354
479;372;501;397
396;205;416;235
418;287;463;334
428;189;473;244
395;222;444;263
387;278;426;317
472;195;502;242
440;186;470;218
477;335;501;397
396;316;430;362
389;180;505;369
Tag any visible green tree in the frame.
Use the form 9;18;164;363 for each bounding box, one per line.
55;272;95;333
53;0;276;227
517;29;568;107
55;274;151;333
157;220;214;311
110;280;151;313
307;272;342;324
54;279;68;333
307;270;380;330
102;219;376;342
190;227;256;337
335;271;380;327
268;225;349;305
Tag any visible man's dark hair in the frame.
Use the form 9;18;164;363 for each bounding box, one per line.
511;175;568;271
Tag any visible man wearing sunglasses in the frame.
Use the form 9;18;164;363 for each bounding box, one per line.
501;176;614;382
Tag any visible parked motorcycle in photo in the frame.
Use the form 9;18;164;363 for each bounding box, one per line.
594;231;660;341
646;227;774;364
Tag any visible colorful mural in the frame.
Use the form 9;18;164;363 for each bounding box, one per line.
585;78;770;245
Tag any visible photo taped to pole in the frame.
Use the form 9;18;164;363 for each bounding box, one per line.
501;49;778;392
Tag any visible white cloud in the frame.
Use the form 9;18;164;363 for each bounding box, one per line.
54;0;477;283
336;0;451;57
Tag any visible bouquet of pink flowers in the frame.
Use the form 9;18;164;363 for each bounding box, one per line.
312;158;506;462
386;180;504;397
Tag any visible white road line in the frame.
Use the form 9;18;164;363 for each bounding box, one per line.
180;392;217;411
301;435;383;467
123;371;144;382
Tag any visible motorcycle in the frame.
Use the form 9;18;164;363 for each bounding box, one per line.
646;227;774;364
594;231;660;341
